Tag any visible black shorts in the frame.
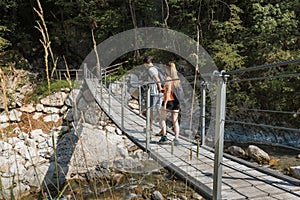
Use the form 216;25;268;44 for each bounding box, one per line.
163;99;180;111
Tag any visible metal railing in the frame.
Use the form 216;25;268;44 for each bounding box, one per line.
82;57;300;200
83;63;228;199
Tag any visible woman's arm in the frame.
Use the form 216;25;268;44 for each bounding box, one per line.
163;78;172;110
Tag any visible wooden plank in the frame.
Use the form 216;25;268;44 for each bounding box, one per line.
230;185;269;199
222;175;254;188
221;189;246;199
272;192;300;200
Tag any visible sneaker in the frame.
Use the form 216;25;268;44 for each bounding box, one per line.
155;129;165;136
159;136;168;143
173;139;180;146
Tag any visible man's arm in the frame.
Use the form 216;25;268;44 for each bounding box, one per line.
152;74;163;92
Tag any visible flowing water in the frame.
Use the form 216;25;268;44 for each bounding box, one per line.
23;142;300;199
24;163;204;200
224;141;300;175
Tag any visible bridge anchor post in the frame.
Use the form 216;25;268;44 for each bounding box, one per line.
201;81;207;145
213;70;228;200
146;84;151;152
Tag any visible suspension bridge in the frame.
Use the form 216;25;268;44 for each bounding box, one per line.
78;58;300;200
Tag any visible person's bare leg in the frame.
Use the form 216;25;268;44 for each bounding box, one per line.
150;110;153;130
172;111;180;139
160;109;167;135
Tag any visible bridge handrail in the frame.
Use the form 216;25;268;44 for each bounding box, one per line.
227;58;300;75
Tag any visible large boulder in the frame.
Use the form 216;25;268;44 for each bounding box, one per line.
246;145;270;164
290;166;300;179
64;89;80;107
0;109;22;123
40;91;68;107
56;123;127;175
227;146;246;158
20;103;36;113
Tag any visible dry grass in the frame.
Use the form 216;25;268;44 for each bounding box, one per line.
2;112;63;137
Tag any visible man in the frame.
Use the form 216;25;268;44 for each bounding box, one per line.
143;56;164;134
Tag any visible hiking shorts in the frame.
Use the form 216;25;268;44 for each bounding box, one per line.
163;99;180;111
150;93;163;110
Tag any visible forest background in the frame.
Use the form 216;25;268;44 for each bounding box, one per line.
0;0;299;129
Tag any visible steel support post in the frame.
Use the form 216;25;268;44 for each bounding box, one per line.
104;69;107;87
201;81;207;145
121;78;125;130
146;85;151;152
213;71;228;200
138;85;142;115
109;76;111;115
83;63;87;79
100;77;103;106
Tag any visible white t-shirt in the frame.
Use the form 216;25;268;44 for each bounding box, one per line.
148;66;159;95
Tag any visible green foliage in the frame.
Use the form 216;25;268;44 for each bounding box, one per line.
30;80;73;103
246;2;298;63
0;26;10;52
209;4;246;71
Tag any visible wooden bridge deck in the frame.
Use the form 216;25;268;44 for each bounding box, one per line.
86;79;300;200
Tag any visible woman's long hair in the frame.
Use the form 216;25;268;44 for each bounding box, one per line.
168;62;180;87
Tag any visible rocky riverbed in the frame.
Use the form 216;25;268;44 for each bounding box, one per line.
0;69;205;199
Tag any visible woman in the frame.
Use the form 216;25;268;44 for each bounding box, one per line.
159;62;180;146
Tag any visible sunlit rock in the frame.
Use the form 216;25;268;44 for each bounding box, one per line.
151;190;164;200
290;166;300;179
246;145;270;164
227;145;246;158
20;103;36;113
40;91;68;107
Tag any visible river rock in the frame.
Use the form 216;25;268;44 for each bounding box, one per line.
43;106;60;114
64;89;80;107
35;103;44;112
23;163;51;188
227;145;246;158
18;131;29;140
12;183;30;199
59;124;121;170
0;109;22;122
30;129;43;138
0;176;16;189
33;112;43;119
20;103;36;113
116;128;122;135
128;99;139;110
64;109;74;121
43;114;60;123
60;105;68;114
84;106;100;124
0;156;10;172
7;137;21;147
113;157;143;171
106;125;116;133
112;173;125;185
0;123;9;129
0;141;12;151
40;91;68;107
192;192;204;200
246;145;270;164
82;89;94;102
151;190;164;200
117;144;129;158
290;166;300;179
77;97;88;110
11;162;26;176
